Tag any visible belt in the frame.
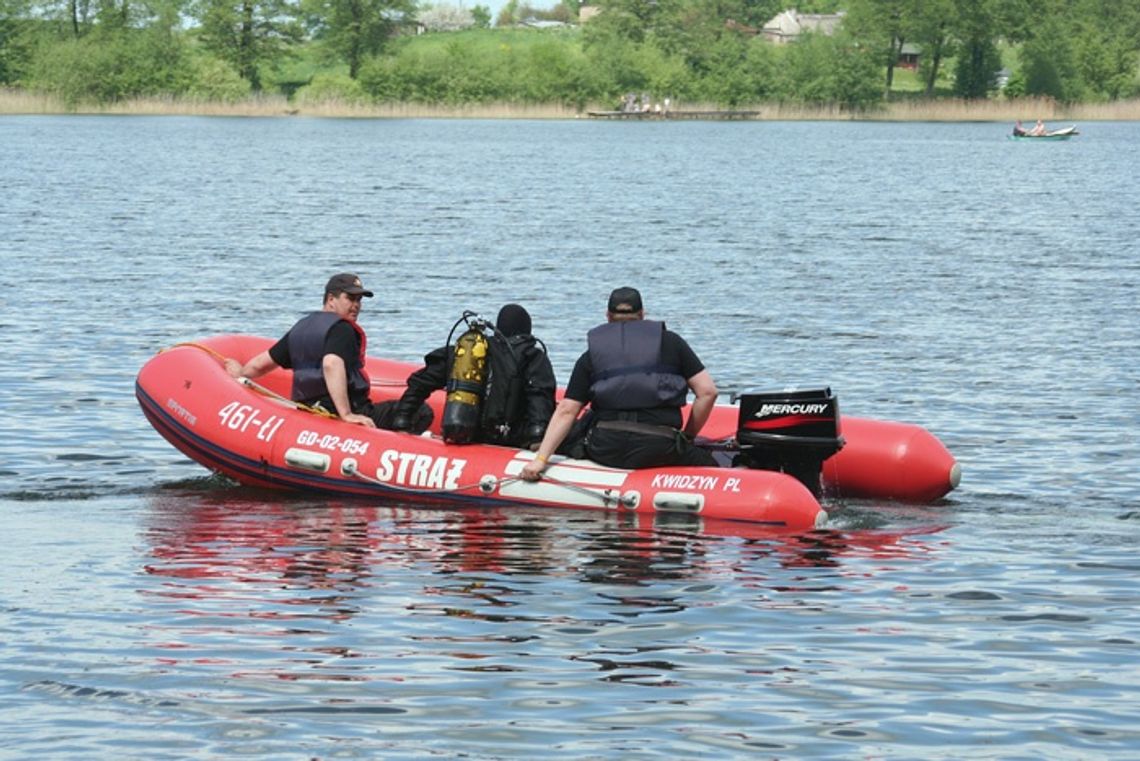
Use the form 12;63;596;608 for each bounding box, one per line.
593;419;680;440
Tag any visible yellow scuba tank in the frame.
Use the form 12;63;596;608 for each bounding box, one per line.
442;326;489;443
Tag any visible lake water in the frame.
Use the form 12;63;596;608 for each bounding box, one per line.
1;115;1138;758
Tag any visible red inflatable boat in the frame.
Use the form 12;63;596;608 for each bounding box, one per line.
136;336;960;531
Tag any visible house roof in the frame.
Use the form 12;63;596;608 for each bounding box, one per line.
762;9;845;40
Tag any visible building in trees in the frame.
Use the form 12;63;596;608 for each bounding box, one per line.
761;10;845;44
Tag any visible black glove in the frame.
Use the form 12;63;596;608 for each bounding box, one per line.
522;423;546;450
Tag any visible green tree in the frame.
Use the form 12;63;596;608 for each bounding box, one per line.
184;52;252;99
909;0;955;95
1073;31;1138;100
1;0;30;83
521;35;592;104
843;0;914;93
580;1;634;44
1019;15;1076;101
777;31;881;109
193;0;301;90
471;3;490;28
990;0;1034;43
953;34;999;98
494;0;516;26
690;32;753;105
1069;0;1140;99
26;23;191;103
294;70;364;102
738;36;779;101
830;33;883;109
302;0;413;79
720;0;782;29
15;0;97;38
951;0;1000;98
581;20;653;95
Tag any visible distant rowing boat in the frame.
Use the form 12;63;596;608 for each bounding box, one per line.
587;110;761;121
1010;125;1080;141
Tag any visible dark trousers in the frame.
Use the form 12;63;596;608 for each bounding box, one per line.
365;400;433;433
308;397;433;433
585;422;716;470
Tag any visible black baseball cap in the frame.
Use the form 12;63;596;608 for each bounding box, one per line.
325;273;373;298
607;286;643;314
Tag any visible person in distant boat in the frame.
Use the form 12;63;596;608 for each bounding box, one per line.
388;304;557;449
520;286;718;481
1013;120;1025;136
1029;119;1047;136
224;273;430;431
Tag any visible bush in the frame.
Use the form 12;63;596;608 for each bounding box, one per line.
293;71;366;104
360;29;600;105
774;33;882;110
0;17;38;85
184;55;252;102
27;29;193;105
1002;70;1027;99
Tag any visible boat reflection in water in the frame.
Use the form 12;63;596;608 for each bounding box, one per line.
138;487;946;694
142;487;943;599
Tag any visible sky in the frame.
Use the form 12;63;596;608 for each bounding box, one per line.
452;0;560;23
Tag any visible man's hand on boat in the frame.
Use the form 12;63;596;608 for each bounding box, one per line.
341;412;376;428
520;457;547;481
520;398;583;481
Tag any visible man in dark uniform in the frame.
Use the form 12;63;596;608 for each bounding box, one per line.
225;273;430;430
520;287;718;479
388;304;557;449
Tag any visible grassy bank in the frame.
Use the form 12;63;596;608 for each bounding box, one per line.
4;88;1140;121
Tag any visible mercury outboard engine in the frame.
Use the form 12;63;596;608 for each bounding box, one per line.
734;388;845;496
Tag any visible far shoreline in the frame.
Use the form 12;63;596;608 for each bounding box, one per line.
4;88;1139;122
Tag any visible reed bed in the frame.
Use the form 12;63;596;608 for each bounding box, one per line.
873;97;1140;122
4;87;1140;121
293;99;583;119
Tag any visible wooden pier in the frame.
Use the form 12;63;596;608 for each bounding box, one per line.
586;110;761;121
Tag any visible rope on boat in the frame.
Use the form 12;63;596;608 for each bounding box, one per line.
238;378;338;418
342;460;635;507
167;341;227;362
538;474;636;508
342;459;510;495
168;341;337;418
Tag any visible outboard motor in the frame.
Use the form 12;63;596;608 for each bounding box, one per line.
734;388;845;496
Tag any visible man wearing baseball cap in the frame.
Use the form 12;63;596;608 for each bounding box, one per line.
520;286;718;479
226;273;424;429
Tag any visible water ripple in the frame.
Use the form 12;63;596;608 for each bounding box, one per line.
1;117;1138;758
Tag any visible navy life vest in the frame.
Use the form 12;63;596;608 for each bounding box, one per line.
586;320;687;411
287;311;370;404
